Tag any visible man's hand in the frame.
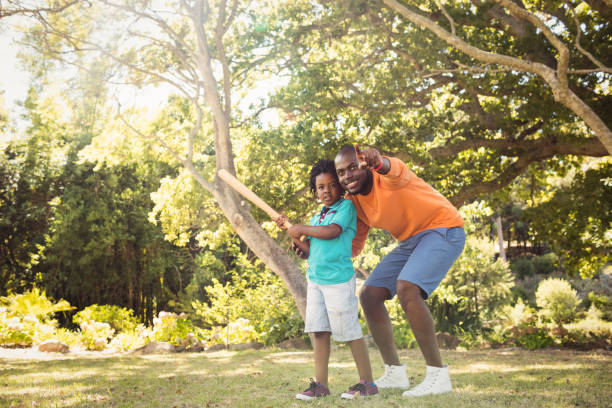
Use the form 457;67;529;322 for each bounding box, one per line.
354;143;383;170
275;214;289;230
287;225;304;240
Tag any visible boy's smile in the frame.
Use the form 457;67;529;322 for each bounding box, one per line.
315;172;343;207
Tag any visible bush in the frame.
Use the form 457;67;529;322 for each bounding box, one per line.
532;253;558;275
510;257;535;279
79;321;115;350
192;268;304;346
109;325;149;351
587;292;612;321
151;311;200;346
433;236;515;332
536;278;580;324
207;318;260;346
0;289;73;347
515;326;556;350
73;304;139;333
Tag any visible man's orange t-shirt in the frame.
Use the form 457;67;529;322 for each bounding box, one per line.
348;157;464;257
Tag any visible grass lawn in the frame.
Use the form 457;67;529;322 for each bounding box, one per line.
1;346;610;407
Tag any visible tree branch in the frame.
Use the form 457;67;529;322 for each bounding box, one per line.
381;0;612;153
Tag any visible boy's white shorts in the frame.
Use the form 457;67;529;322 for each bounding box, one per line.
304;275;363;342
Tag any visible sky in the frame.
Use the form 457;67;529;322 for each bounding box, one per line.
0;21;281;135
0;23;30;112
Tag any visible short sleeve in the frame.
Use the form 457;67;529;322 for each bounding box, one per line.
328;199;356;232
380;157;413;185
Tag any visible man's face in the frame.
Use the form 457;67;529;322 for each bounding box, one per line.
334;151;369;195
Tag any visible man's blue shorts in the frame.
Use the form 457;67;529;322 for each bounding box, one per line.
364;227;466;299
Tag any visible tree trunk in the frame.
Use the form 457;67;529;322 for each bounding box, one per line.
496;215;506;261
187;1;308;319
213;186;308;318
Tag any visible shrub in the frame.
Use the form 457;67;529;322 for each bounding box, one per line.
151;311;200;346
516;327;556;350
207;318;260;345
532;253;558;275
109;325;149;351
79;321;115;350
587;292;612;321
0;288;73;321
192;268;304;346
511;257;535;279
433;236;515;332
73;304;139;333
0;289;73;347
536;278;580;324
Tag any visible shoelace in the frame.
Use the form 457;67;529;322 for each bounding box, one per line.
304;378;319;393
409;375;436;394
348;382;367;394
377;366;394;386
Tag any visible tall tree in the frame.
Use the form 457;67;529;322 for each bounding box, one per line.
381;0;611;154
270;0;609;206
19;0;309;316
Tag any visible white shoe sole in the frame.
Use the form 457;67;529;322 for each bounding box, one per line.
375;383;410;390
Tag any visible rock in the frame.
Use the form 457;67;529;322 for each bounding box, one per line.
38;339;69;353
131;341;176;355
94;338;107;351
185;344;205;353
277;338;310;350
436;332;460;350
206;344;228;352
229;342;264;351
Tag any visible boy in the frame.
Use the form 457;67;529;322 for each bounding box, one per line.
275;159;377;401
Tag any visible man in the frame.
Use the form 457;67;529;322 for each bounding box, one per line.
333;144;465;397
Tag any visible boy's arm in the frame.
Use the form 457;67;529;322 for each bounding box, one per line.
287;224;342;240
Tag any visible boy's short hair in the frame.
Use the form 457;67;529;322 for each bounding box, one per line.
309;159;341;194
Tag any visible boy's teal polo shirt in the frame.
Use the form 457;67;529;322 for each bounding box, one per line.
307;198;356;284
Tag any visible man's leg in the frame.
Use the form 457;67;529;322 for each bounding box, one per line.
359;285;399;365
396;280;441;367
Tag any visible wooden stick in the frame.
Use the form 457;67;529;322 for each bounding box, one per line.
217;169;293;228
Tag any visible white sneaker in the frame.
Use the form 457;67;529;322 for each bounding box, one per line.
402;365;452;397
374;364;410;389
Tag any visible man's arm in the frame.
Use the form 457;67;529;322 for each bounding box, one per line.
354;144;411;184
351;217;370;257
291;237;310;259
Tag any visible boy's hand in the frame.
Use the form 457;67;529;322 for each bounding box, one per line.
275;214;289;230
354;143;383;170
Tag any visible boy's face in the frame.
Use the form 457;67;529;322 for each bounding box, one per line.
335;150;369;195
315;172;343;207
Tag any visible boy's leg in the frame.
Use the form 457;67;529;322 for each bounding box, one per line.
348;337;373;382
313;332;331;386
299;280;332;399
